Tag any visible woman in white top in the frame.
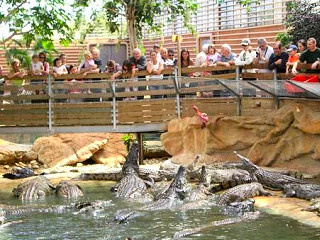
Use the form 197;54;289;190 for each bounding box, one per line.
147;50;164;98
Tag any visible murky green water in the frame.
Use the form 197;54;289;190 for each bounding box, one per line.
1;181;320;240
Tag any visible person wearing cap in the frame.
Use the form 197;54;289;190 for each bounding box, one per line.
235;38;256;67
268;42;288;73
292;38;320;75
286;45;299;75
235;38;256;73
235;39;256;96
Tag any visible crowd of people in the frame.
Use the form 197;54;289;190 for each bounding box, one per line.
0;37;319;100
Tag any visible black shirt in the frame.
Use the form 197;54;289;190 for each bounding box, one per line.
268;52;289;73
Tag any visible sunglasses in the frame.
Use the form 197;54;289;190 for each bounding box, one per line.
123;68;128;71
168;54;174;57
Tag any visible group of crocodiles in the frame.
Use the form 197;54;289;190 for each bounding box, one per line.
1;142;320;238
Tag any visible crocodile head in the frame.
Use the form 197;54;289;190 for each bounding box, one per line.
122;141;139;175
199;165;210;187
233;151;259;173
169;166;188;200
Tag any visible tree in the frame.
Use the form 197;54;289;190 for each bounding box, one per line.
91;0;199;53
0;0;74;46
285;0;320;45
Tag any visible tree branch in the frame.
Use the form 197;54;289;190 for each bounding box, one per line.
0;0;28;24
104;7;125;17
0;29;31;45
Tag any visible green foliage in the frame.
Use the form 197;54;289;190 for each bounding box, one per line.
32;39;58;65
0;0;74;45
4;38;59;68
121;133;136;151
5;47;31;69
275;32;291;47
285;0;320;45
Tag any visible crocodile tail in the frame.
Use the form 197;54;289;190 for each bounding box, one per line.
2;173;19;179
174;227;201;238
114;209;140;223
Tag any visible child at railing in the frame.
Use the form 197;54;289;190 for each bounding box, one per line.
51;57;68;77
6;59;30;102
67;65;83;103
78;51;98;76
286;45;299;75
30;54;45;97
51;57;68;102
201;44;221;68
30;54;44;77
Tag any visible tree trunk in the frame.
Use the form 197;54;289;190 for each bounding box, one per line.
127;17;137;54
127;4;137;55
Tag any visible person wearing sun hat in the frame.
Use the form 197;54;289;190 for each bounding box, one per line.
235;38;256;74
235;38;257;96
286;44;299;74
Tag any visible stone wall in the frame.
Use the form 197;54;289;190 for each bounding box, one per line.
161;104;320;175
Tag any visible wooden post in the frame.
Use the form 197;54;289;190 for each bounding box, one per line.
136;132;144;165
177;35;182;77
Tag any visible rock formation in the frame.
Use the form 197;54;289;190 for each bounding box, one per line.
30;133;127;168
161;104;320;175
0;139;36;165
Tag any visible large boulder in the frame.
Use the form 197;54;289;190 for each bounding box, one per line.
0;139;36;164
91;134;127;167
161;104;320;175
31;133;127;168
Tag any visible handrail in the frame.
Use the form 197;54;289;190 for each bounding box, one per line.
1;62;319;82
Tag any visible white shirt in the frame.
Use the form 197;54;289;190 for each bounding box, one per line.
195;51;207;67
32;62;43;75
256;45;274;62
235;49;256;73
53;65;67;75
149;60;163;80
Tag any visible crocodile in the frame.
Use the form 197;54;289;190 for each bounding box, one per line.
0;200;113;216
303;198;320;216
55;181;84;198
3;167;35;179
178;166;212;211
234;151;308;190
80;167;175;182
114;166;189;223
111;142;151;199
173;211;260;238
12;176;56;201
282;184;320;200
221;199;255;216
217;182;271;205
209;169;252;193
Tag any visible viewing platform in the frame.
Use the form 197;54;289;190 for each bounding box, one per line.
0;64;319;135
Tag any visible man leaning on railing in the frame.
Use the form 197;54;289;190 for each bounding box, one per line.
292;38;320;75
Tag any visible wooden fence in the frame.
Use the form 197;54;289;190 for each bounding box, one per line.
0;63;319;134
